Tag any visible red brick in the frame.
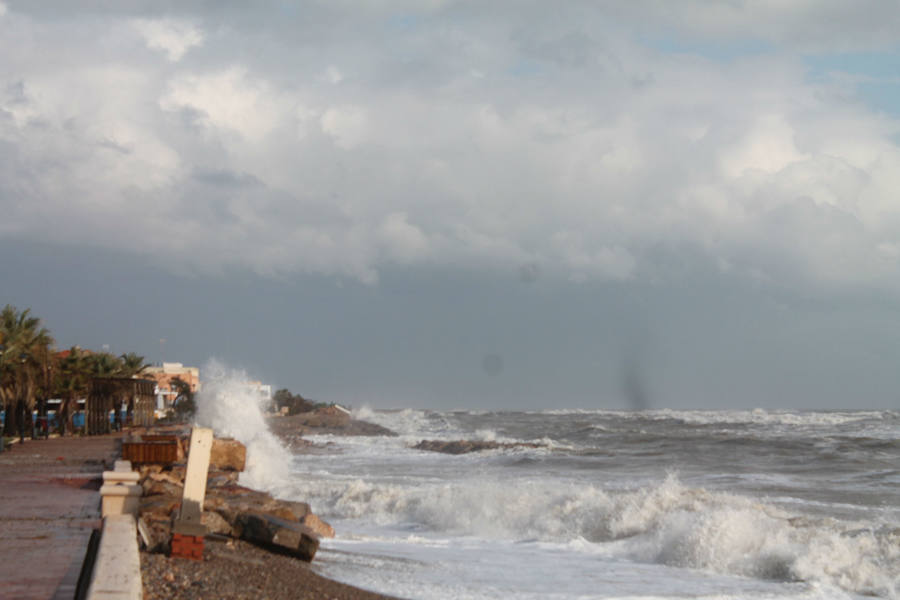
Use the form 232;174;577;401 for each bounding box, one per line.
170;533;204;560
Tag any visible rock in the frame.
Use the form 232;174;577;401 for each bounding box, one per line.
140;514;173;553
201;510;233;536
204;488;272;525
318;405;351;418
148;471;185;486
284;436;313;451
139;464;163;479
266;505;300;522
204;488;314;534
292;406;351;428
203;494;227;513
300;513;335;538
279;500;310;521
412;439;544;454
210;438;247;472
233;511;320;561
207;469;239;488
167;465;187;483
142;479;183;498
267;411;397;438
139;494;180;518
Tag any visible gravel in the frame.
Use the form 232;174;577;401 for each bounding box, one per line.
141;537;401;600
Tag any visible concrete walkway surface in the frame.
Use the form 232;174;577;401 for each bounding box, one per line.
0;434;121;600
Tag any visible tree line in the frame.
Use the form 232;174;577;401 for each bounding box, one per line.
0;304;150;440
272;388;321;415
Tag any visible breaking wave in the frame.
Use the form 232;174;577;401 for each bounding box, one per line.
193;358;291;491
297;473;898;598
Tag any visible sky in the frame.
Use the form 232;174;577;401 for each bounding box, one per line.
2;1;900;410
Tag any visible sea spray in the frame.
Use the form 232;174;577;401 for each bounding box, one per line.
298;470;899;596
287;407;900;598
193;359;291;491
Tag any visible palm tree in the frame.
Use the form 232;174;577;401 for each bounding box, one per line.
87;352;124;378
171;376;196;420
119;352;149;378
114;352;148;428
0;305;54;441
54;346;91;434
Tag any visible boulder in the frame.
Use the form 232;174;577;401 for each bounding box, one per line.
292;406;351;428
205;490;311;528
148;471;185;486
210;438;247;472
412;439;544;454
265;505;301;522
300;513;335;538
233;512;320;561
207;470;240;488
142;479;183;498
139;514;173;554
167;465;187;483
203;494;228;513
139;464;163;479
279;500;310;521
139;494;180;518
201;510;233;536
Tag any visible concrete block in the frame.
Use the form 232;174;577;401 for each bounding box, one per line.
87;514;142;600
114;460;133;472
101;483;143;517
103;471;140;484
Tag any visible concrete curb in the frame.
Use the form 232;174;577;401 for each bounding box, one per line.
86;514;142;600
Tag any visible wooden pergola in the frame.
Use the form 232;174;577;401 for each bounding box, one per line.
86;377;156;435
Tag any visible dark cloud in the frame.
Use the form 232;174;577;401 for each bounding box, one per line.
2;1;900;409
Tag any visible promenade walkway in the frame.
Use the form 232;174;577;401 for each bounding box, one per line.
0;434;121;600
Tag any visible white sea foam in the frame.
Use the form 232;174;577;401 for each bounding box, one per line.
537;408;895;428
649;408;895;429
294;470;898;598
290;408;899;598
193;358;291;491
350;407;464;440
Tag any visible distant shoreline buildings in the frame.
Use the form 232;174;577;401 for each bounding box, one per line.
142;362;200;413
141;362;273;415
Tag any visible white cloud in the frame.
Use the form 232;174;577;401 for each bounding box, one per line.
0;3;7;18
2;2;900;292
132;18;204;62
320;105;368;149
379;212;428;263
324;66;343;84
720;114;808;178
631;0;900;52
160;68;281;141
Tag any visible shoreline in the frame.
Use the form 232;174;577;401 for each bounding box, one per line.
141;535;401;600
135;418;403;600
0;428;401;600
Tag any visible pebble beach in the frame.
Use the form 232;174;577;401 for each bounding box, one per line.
141;537;398;600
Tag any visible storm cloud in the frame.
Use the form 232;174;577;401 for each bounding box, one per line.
2;1;900;409
2;1;899;289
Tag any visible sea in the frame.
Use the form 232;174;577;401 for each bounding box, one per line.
195;374;899;600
